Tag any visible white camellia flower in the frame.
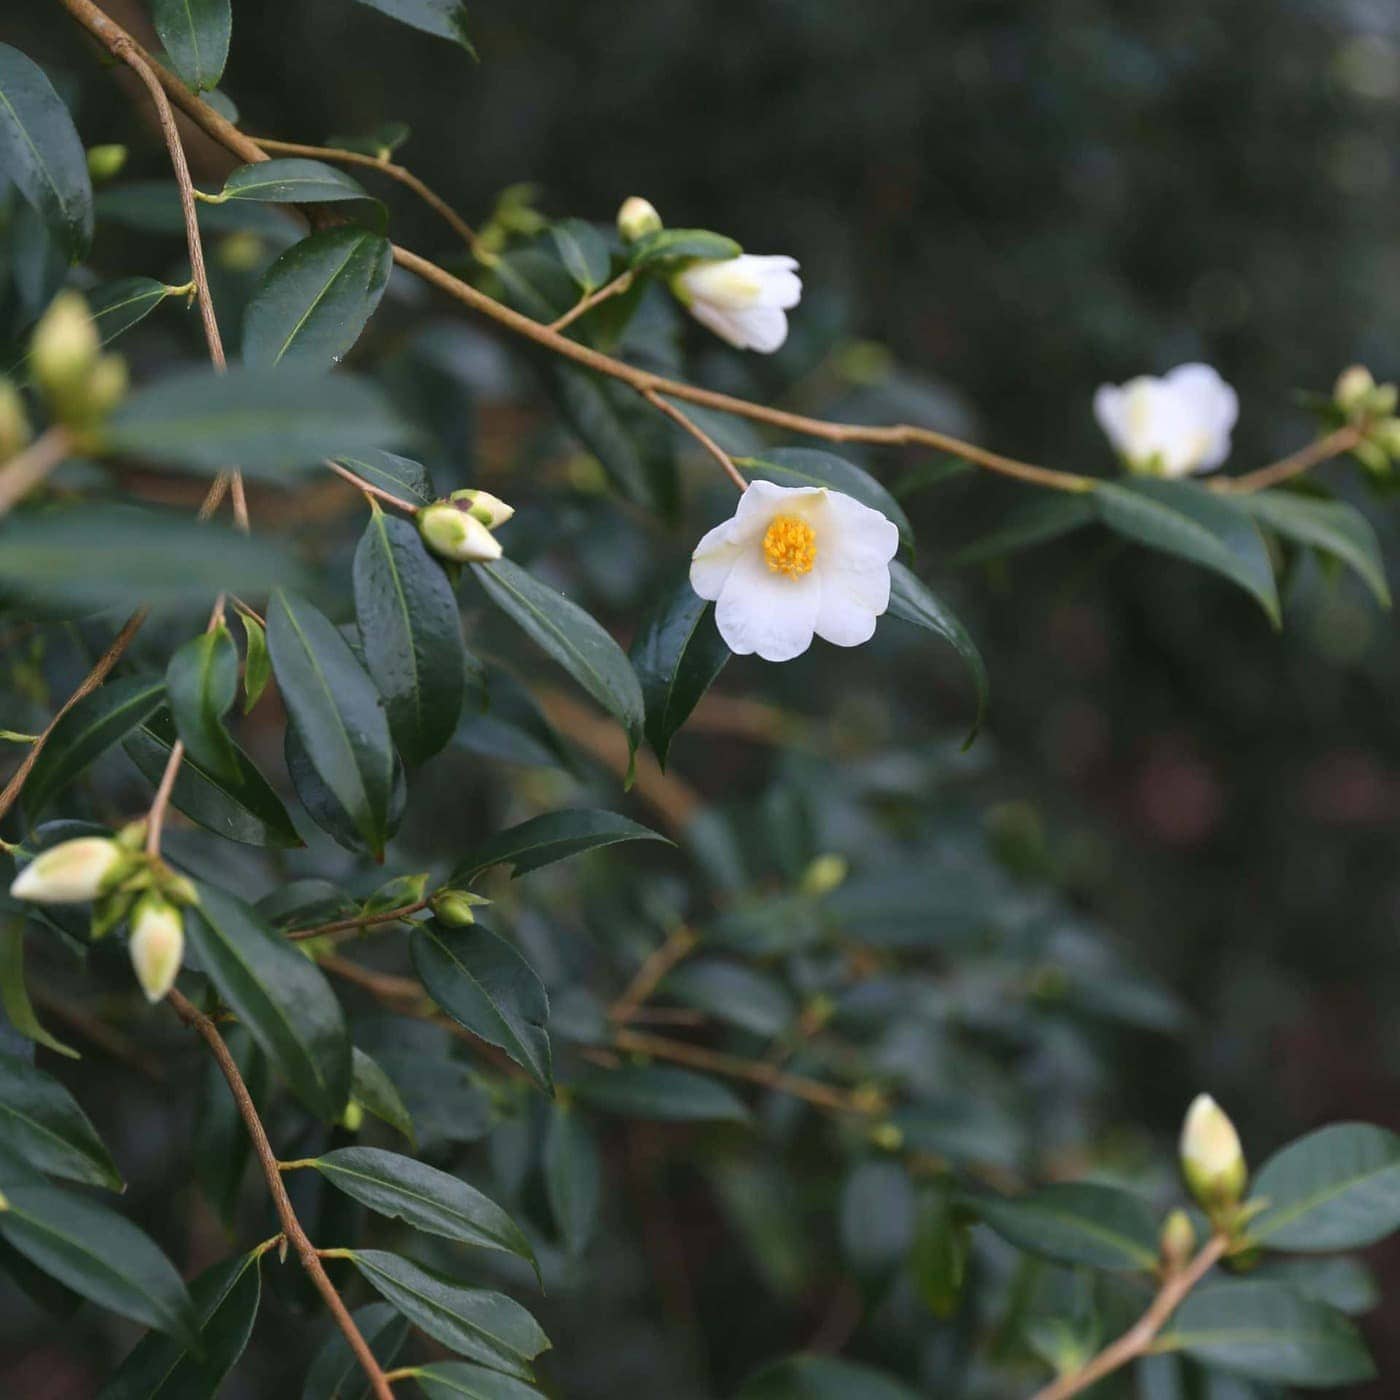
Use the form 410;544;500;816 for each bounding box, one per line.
1093;363;1239;477
9;836;122;903
690;481;899;662
672;255;802;354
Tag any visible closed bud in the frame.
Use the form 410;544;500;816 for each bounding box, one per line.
10;837;124;904
870;1122;904;1152
1334;364;1375;415
1160;1209;1196;1269
431;889;489;926
1370;383;1399;418
418;502;503;562
1353;438;1391;477
1180;1093;1247;1212
1371;417;1400;460
0;379;31;461
617;196;662;243
129;895;184;1003
340;1099;365;1132
31;292;100;403
449;487;515;528
86;144;128;182
85;355;128;419
800;852;848;896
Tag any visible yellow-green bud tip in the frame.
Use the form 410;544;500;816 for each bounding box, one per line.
1180;1093;1247;1211
129;895;185;1002
800;853;848;897
418;502;503;563
86;144;128;182
341;1100;365;1132
617;196;662;243
31;292;100;400
0;379;32;461
1160;1208;1196;1268
431;889;488;926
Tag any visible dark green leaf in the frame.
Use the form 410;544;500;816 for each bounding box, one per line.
1246;1123;1400;1252
193;1027;264;1228
95;181;298;239
1253;1256;1379;1316
0;923;78;1059
238;610;270;713
152;0;231;92
1094;478;1280;625
574;1065;750;1123
413;1363;543;1399
892;456;974;498
543;1100;600;1258
0;1186;199;1347
665;960;795;1038
325;122;411;160
104;365;406;474
736;1355;921;1400
451;808;667;884
1160;1281;1374;1386
302;1302;410;1400
355;506;466;763
22;673;164;820
629;228;741;269
0;1051;120;1187
89;277;176;348
166;624;240;784
0;44;92;259
968;1183;1159;1272
269;590;398;859
350;1048;414;1142
412;923;552;1091
220;159;370;205
285;727;406;859
737;449;913;547
98;1247;261;1399
243;227;393;370
349;1250;549;1378
953;494;1098;566
630;583;730;768
550;219;611;291
352;0;477;56
886;562;988;744
333;449;435;507
1237;491;1390;608
185;881;351;1119
368;1050;494;1150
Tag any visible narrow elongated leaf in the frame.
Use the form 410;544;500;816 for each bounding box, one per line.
968;1183;1158;1272
630;584;729;769
243;227;393;369
302;1302;409;1400
104;365;405;474
368;1050;493;1150
125;709;300;849
451;808;667;884
355;507;466;763
0;1052;120;1187
574;1065;750;1123
737;1355;921;1399
1237;491;1390;608
351;1048;414;1142
544;1101;600;1258
98;1247;261;1400
0;1186;199;1347
152;0;232;92
629;228;741;269
0;44;92;259
0;924;78;1059
285;727;407;858
1160;1281;1374;1386
738;449;913;547
1246;1123;1400;1251
349;1250;549;1378
269;590;397;859
220;159;370;204
886;562;987;743
412;923;552;1091
353;0;477;55
22;674;164;820
7;278;176;377
953;494;1098;566
1253;1256;1379;1316
414;1363;543;1399
166;625;240;784
334;449;435;506
1094;478;1280;625
185;881;351;1119
96;180;298;239
309;1147;536;1274
550;219;611;291
239;611;271;713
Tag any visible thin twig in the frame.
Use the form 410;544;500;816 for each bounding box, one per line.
0;427;73;517
285;898;429;942
1212;424;1363;494
167;990;394;1400
550;271;634;333
643;388;748;491
326;459;420;513
609;925;698;1023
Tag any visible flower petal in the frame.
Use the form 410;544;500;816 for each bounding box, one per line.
690;517;747;600
715;547;820;662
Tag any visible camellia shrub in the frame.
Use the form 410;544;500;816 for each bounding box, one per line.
2;3;1400;1397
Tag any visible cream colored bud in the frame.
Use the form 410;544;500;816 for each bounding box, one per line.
449;488;515;528
31;292;100;400
800;853;849;896
1160;1208;1196;1268
10;837;123;904
0;379;31;461
86;144;128;182
1334;365;1375;414
418;503;503;563
617;196;662;243
1180;1093;1247;1211
129;895;184;1003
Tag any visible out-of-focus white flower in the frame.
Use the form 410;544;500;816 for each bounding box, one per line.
1180;1093;1247;1209
129;895;184;1003
418;502;503;562
1093;363;1238;477
9;837;122;904
690;481;899;662
672;255;802;354
617;196;662;243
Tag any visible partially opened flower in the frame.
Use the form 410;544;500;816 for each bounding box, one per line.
672;255;802;354
690;481;899;662
1093;363;1238;477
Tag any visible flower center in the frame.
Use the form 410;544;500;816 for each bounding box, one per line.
762;514;817;578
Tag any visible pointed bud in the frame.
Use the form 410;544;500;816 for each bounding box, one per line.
418;502;503;563
30;292;100;403
340;1099;365;1132
800;853;848;896
1334;365;1375;415
10;837;123;904
1160;1209;1196;1270
86;144;128;182
617;196;662;243
129;895;184;1003
0;379;31;461
431;889;490;926
1180;1094;1247;1211
449;488;515;528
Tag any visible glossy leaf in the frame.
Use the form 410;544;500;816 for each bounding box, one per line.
953;494;1098;566
0;924;78;1059
285;726;407;859
368;1050;494;1150
302;1302;410;1400
349;1250;549;1378
412;923;552;1091
1237;491;1390;608
0;1051;120;1188
334;449;435;506
239;610;271;713
413;1363;544;1398
550;219;611;291
220;159;371;204
89;276;176;347
0;44;92;258
351;1048;415;1142
969;1182;1158;1272
0;1186;199;1347
152;0;232;92
737;449;913;547
737;1355;921;1400
574;1065;750;1123
451;808;667;884
166;624;240;784
352;0;477;56
185;881;351;1120
629;228;741;269
630;583;729;769
544;1100;600;1258
269;590;398;859
1094;478;1280;625
355;506;466;763
1246;1123;1400;1252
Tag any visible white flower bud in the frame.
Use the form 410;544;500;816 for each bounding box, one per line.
418;502;503;563
1334;365;1376;415
617;196;662;243
10;837;123;904
448;488;515;528
129;895;184;1003
30;292;100;400
1180;1093;1247;1211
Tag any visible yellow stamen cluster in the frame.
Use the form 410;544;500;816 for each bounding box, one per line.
762;514;817;578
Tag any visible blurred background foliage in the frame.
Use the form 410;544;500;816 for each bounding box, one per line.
3;0;1399;1394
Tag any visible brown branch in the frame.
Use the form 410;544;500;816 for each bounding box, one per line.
609;925;698;1024
1212;424;1364;495
318;953;423;1002
0;427;73;517
1029;1234;1229;1400
550;271;634;333
167;989;394;1400
285;898;429;943
642;388;748;491
325;459;420;514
